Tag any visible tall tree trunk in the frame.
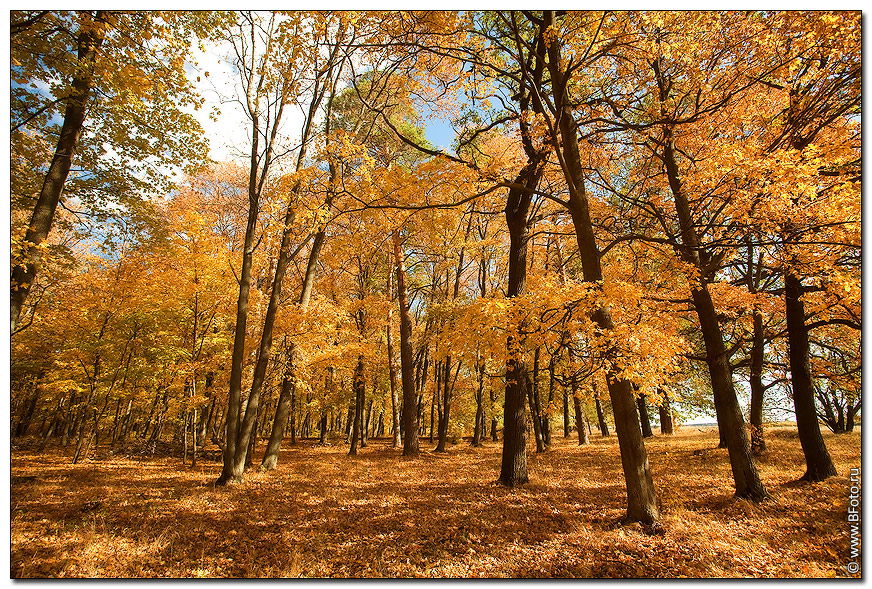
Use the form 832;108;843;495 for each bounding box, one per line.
692;285;768;499
784;272;837;481
563;389;570;438
11;12;105;332
217;111;264;485
229;194;301;477
362;398;373;448
749;311;767;454
573;395;589;446
528;348;545;453
386;302;401;448
544;355;555;447
490;388;499;442
349;356;365;456
656;96;767;500
393;231;418;457
498;157;541;486
472;358;485;447
541;11;658;523
570;370;589;445
260;340;296;471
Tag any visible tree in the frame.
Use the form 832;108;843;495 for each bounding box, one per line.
11;11;221;332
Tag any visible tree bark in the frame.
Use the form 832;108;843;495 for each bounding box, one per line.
528;348;545;453
217;105;265;485
692;285;768;500
393;231;418;457
539;11;658;523
637;395;654;438
386;300;401;448
749;311;767;454
784;271;837;481
11;12;105;332
595;394;610;437
659;394;674;435
498;157;541;486
472;358;485;447
572;384;589;446
260;340;296;471
348;355;365;456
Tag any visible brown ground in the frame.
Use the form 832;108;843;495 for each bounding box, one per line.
10;425;861;578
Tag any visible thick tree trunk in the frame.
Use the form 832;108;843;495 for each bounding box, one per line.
846;403;859;432
498;158;541;486
784;272;837;481
539;13;659;519
692;285;768;500
659;394;674;435
11;13;105;332
500;350;530;486
318;413;328;444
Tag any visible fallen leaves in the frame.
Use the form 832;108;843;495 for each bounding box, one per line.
10;425;860;578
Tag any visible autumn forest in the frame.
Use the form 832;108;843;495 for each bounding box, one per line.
9;10;861;578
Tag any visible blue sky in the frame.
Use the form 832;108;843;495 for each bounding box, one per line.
424;118;457;152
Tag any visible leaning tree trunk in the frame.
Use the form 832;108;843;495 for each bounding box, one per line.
260;340;296;471
544;9;658;522
692;285;768;500
657;107;767;501
784;271;836;481
595;394;610;437
12;12;105;332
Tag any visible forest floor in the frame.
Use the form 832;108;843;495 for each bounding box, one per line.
10;424;861;578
